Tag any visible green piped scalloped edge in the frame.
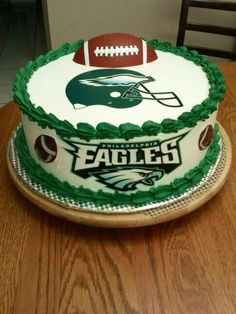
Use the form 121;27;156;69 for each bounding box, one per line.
14;124;221;206
13;39;226;141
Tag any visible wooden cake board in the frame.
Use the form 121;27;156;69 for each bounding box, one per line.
7;124;232;228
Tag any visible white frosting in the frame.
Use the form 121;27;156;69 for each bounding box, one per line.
27;50;210;127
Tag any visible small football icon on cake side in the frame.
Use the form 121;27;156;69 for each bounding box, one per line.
34;135;57;163
73;33;158;68
198;125;214;150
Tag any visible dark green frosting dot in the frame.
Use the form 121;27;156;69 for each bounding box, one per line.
96;122;120;139
119;123;143;140
76;123;96;141
162;118;184;133
142;120;162;135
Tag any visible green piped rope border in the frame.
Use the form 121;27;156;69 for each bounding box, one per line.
14;124;221;206
13;39;226;141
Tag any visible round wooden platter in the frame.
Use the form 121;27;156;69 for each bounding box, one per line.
7;124;232;228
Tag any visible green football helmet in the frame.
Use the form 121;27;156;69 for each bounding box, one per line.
66;68;183;110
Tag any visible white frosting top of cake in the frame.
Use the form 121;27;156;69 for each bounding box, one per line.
27;50;210;127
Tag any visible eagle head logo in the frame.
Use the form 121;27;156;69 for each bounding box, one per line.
91;167;164;191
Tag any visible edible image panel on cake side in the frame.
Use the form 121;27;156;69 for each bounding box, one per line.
63;134;187;192
21;112;217;194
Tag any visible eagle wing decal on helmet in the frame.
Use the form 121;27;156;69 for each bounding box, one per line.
78;74;153;87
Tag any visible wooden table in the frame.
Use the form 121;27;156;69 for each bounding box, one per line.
0;62;235;314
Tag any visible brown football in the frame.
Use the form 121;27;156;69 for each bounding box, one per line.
73;33;158;68
34;135;57;163
198;125;214;150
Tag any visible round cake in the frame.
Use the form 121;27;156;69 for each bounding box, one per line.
13;33;225;206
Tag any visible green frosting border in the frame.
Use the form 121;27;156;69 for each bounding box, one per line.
14;124;221;206
13;39;226;141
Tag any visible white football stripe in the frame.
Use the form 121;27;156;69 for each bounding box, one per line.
84;41;90;66
41;136;56;156
199;126;210;149
94;45;139;57
142;40;147;64
44;155;54;163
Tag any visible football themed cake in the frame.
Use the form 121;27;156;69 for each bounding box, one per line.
13;33;226;206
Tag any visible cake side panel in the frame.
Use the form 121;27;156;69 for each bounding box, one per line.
21;112;217;197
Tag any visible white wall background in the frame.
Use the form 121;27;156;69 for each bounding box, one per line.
44;0;236;53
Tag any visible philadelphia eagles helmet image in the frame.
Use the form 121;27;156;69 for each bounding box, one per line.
65;68;183;110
